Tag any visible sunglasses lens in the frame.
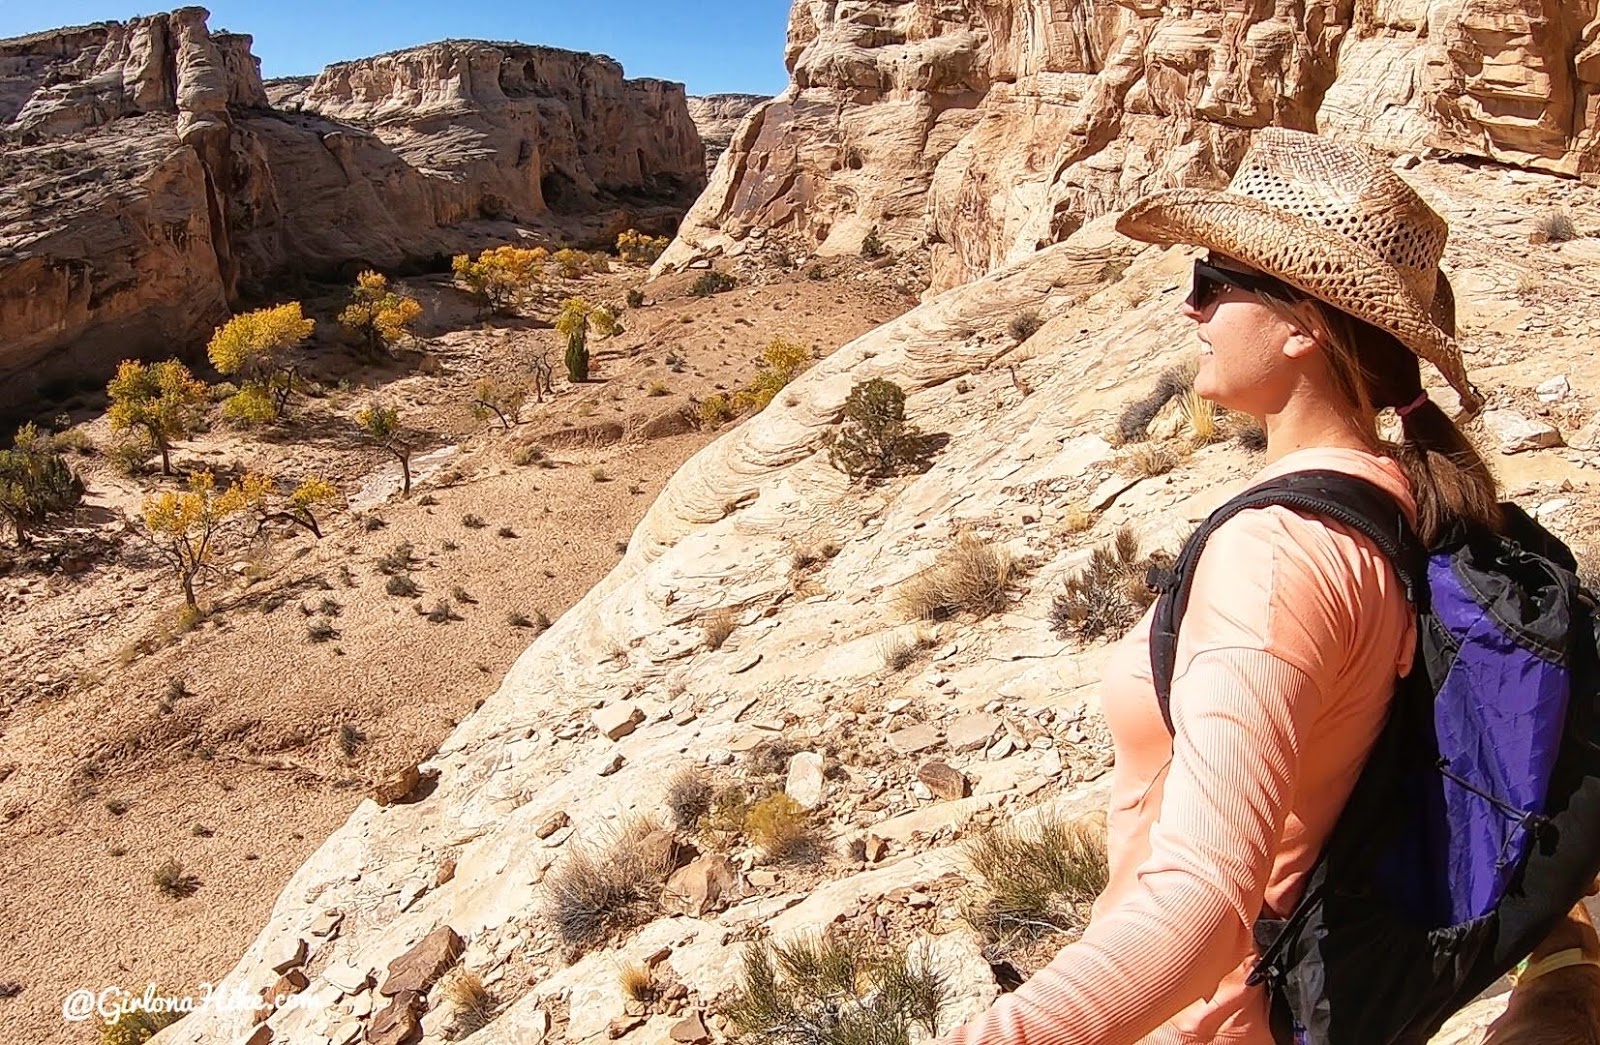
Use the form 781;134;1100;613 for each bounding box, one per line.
1188;266;1220;311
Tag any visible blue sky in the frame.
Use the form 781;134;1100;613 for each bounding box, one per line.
0;1;793;95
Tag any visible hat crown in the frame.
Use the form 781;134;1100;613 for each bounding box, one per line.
1226;129;1448;308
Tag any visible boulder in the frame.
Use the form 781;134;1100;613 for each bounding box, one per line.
378;925;463;997
916;760;970;801
366;990;424;1045
663;854;738;916
1482;409;1564;454
593;702;646;741
785;751;826;809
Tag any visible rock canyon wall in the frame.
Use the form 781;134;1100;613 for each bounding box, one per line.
661;0;1600;293
686;93;768;176
0;7;705;415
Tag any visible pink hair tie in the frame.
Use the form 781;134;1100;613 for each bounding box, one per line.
1396;392;1430;418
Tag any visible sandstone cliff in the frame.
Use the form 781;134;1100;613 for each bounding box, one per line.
686;93;767;176
660;0;1600;293
0;9;705;419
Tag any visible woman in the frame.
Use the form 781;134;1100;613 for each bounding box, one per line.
936;128;1503;1045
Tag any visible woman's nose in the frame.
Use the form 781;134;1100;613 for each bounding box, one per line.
1180;300;1204;322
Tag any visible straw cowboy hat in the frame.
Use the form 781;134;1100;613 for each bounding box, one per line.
1115;127;1481;413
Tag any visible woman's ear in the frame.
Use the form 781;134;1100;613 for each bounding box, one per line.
1280;305;1326;361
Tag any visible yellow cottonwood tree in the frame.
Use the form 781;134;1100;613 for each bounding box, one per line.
139;470;255;611
356;403;413;497
338;271;424;358
207;302;315;423
451;246;548;314
106;359;209;475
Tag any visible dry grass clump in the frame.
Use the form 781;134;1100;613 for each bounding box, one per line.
1535;208;1579;244
441;968;499;1039
376;541;415;575
895;533;1014;621
700;783;756;843
1060;505;1094;534
666;766;714;831
1119;442;1178;478
544;817;674;956
747;737;802;778
880;628;937;672
1114;364;1193;444
702;607;738;650
963;812;1108;959
1179;387;1221;445
722;932;947;1045
385;574;420;597
745;793;822;865
619;961;658;1003
790;540;841;573
1050;526;1164;641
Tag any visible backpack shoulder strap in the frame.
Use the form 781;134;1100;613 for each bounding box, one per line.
1149;469;1427;734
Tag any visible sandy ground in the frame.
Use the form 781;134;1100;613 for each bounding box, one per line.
0;244;916;1043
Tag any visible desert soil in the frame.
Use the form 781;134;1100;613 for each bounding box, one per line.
0;241;917;1044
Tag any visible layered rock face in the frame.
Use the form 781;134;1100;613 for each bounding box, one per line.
686;93;767;175
660;0;1600;292
0;9;705;416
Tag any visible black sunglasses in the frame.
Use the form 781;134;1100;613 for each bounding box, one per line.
1188;259;1303;311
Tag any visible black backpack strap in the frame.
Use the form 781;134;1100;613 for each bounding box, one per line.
1148;469;1428;734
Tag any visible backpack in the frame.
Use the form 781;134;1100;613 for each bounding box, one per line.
1147;468;1600;1045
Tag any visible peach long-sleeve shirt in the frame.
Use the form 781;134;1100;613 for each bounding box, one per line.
940;447;1417;1045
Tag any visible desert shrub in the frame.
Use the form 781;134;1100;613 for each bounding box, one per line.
666;766;713;831
337;723;366;756
461;513;486;529
424;598;457;623
1121;442;1178;477
1050;526;1164;641
356;403;414;497
698;393;736;429
744;792;821;864
691;270;736;297
544;816;674;956
553;247;599;279
1536;208;1579;244
218;383;277;428
385;575;419;597
208;302;316;422
510;444;545;466
107;437;155;477
1060;506;1094;534
646;380;670;397
746;737;801;779
589;467;610;483
472;377;528;430
0;422;84;547
307;618;337;643
452;245;548;314
735;338;811;413
828;379;927;480
138;471;256;611
722;933;946;1045
377;542;415;575
860;226;888;259
895;533;1013;621
497;526;518;539
50;424;96;456
617;228;670;264
338;271;423;357
703;607;737;650
1229;413;1267;452
699;784;755;842
964;812;1108;954
153;857;199;898
555;297;617;383
441;968;499;1039
107;359;208;475
790;541;840;574
100;998;184;1045
626;288;646;308
1114;364;1193;444
1008;310;1044;342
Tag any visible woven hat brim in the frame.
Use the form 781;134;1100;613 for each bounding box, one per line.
1115;188;1481;412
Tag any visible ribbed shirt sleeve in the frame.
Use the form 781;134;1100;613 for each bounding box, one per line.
936;509;1347;1045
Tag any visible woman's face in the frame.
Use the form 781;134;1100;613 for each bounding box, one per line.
1181;258;1311;416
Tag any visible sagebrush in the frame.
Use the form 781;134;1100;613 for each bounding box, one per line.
1050;526;1165;641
